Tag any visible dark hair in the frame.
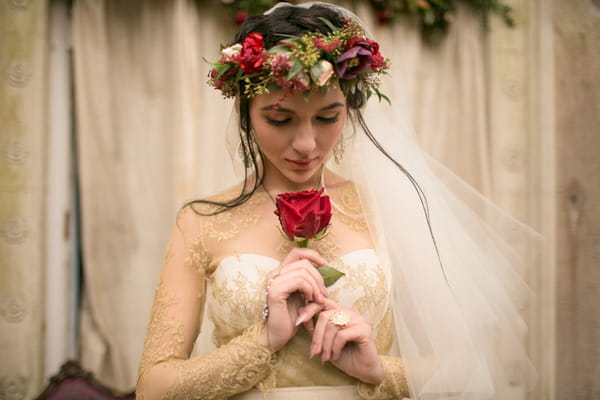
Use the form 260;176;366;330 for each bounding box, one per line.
188;4;365;212
187;3;446;280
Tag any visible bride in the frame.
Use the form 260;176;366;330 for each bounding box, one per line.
136;3;536;400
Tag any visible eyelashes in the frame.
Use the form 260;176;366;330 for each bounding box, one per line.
265;114;340;126
266;117;291;126
317;115;339;124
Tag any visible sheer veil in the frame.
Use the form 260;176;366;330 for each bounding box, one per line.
221;3;539;399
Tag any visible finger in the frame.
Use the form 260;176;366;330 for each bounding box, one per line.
321;297;339;310
273;270;324;306
300;259;327;297
311;309;334;358
269;274;316;303
281;247;328;268
296;302;324;327
330;325;362;361
278;262;326;303
321;316;342;362
303;316;315;334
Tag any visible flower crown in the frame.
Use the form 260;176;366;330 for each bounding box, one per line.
207;19;390;102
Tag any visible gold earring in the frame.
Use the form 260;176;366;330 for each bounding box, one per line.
333;137;345;164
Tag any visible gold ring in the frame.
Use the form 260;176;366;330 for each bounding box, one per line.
329;311;351;328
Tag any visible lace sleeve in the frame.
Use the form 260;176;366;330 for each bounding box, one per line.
356;356;410;400
136;206;276;400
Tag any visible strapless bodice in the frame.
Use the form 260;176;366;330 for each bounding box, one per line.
205;249;392;387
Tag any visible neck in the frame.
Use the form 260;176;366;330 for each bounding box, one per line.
261;168;325;195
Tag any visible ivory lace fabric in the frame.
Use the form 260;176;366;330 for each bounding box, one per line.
137;181;410;400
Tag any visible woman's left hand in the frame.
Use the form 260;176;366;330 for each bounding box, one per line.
306;298;383;385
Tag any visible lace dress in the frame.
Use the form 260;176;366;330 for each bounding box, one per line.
136;181;410;400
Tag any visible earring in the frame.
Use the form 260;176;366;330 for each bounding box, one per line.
333;137;345;164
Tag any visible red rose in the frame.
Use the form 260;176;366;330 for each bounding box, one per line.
366;39;386;70
274;189;332;243
239;32;266;74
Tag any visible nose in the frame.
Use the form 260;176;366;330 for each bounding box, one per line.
291;122;317;156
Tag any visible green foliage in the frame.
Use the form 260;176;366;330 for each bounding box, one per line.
213;0;514;44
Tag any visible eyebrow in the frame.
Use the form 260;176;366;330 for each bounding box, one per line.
260;102;345;113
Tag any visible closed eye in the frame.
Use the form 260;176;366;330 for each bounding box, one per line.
317;114;340;124
266;117;291;126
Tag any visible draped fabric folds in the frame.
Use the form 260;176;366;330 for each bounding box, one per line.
72;0;235;390
73;0;496;391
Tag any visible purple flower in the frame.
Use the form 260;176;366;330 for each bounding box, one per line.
335;38;375;80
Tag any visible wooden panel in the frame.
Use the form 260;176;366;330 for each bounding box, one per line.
554;1;600;399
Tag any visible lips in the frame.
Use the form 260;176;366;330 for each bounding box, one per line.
287;158;317;169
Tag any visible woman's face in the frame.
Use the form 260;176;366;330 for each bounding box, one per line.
249;87;347;191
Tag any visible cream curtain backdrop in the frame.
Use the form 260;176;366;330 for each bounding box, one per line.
72;0;521;392
72;0;236;390
0;1;48;398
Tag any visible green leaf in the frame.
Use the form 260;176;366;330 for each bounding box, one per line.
269;44;292;54
375;88;391;105
215;64;234;80
318;17;338;33
316;266;345;287
202;57;217;68
310;63;324;80
339;80;348;96
286;60;304;81
281;37;302;47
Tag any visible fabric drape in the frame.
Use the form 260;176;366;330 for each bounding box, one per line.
72;0;235;390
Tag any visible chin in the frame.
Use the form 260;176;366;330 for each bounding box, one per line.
284;168;323;188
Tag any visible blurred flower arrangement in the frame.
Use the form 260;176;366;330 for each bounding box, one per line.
216;0;514;45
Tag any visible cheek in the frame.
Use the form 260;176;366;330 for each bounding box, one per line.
253;126;285;154
321;122;345;148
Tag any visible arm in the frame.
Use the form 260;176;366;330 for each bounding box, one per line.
356;356;410;400
136;207;276;400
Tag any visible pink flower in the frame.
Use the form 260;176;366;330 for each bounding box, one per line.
270;53;310;91
220;43;242;63
311;60;335;86
313;37;343;54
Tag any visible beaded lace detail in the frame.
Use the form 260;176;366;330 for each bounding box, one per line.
137;180;408;399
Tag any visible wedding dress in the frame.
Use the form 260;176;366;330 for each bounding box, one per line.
138;3;538;398
137;182;409;399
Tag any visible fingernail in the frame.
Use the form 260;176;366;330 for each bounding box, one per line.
295;313;306;327
310;343;318;358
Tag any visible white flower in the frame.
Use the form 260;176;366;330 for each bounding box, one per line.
312;60;335;86
221;44;242;62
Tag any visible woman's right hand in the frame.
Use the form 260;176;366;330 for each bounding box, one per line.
258;248;329;352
